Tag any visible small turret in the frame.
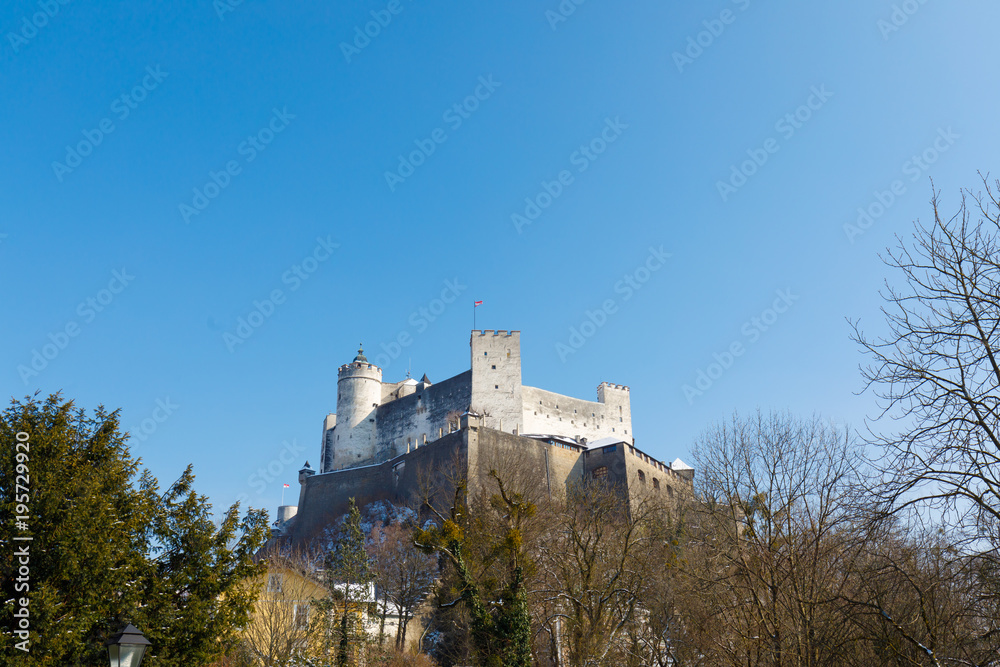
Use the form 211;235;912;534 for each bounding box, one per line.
299;461;315;485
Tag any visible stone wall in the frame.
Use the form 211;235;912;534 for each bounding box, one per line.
521;385;632;442
288;431;468;545
285;425;693;549
374;370;471;461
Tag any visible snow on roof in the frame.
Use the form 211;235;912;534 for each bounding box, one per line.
521;433;582;447
401;378;418;385
670;458;693;471
587;436;629;449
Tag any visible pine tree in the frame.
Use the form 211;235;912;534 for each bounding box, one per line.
316;497;372;667
0;393;269;666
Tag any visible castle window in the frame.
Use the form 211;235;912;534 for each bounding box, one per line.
267;574;283;593
491;365;496;369
484;351;488;356
653;478;660;490
495;385;499;389
612;428;615;432
592;466;608;480
638;470;646;485
667;485;674;498
507;351;510;358
605;444;616;453
620;417;623;422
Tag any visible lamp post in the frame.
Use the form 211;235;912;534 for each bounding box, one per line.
105;623;151;667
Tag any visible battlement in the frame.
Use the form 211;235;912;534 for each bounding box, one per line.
338;361;380;375
473;329;519;337
599;382;630;392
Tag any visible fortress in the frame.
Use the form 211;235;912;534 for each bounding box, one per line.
274;330;693;544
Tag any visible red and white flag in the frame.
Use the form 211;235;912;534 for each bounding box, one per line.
474;300;483;306
283;484;290;488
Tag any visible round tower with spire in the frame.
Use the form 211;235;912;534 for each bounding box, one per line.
332;345;382;470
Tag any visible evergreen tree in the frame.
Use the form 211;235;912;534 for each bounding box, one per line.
0;393;269;666
316;498;372;667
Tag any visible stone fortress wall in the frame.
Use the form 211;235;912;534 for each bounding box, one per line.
286;412;694;546
278;329;694;546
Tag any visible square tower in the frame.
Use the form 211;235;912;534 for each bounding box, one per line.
470;330;523;434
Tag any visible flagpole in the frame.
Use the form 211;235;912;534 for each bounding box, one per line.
473;300;476;331
281;485;285;506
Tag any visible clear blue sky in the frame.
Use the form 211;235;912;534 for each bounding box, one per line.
3;0;998;520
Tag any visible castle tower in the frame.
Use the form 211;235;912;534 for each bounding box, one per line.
328;346;382;471
470;330;523;434
597;381;632;441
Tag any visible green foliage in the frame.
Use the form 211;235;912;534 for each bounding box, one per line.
315;497;372;667
0;393;269;666
415;471;533;667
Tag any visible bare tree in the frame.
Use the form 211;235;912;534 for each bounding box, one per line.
687;411;863;667
843;523;998;667
368;522;436;649
531;481;672;667
240;549;327;667
851;176;1000;565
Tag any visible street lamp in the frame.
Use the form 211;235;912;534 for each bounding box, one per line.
105;623;151;667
